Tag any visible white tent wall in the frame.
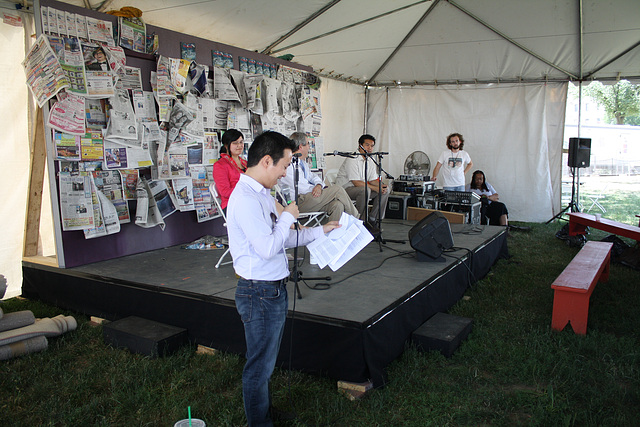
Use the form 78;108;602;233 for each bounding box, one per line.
0;20;28;300
366;82;568;222
318;78;366;171
1;19;30;299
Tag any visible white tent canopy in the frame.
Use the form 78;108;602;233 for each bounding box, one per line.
44;0;640;85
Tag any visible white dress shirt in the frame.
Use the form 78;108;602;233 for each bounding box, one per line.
227;174;323;281
278;159;324;196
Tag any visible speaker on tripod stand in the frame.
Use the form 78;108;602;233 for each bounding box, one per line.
568;137;591;168
546;137;592;223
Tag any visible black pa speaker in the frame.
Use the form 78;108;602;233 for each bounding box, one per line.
408;211;454;262
568;137;591;168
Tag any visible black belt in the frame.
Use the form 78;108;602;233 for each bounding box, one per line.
240;277;289;286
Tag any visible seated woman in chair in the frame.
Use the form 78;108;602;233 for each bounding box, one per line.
466;170;509;226
213;129;285;216
213;129;247;211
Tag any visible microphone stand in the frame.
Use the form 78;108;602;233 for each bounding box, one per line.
362;148;406;250
361;148;372;233
291;156;303;299
355;146;382;241
290;155;332;299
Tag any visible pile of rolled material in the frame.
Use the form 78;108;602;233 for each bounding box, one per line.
0;307;77;361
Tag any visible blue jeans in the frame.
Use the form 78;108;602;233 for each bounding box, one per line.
444;185;466;192
235;279;288;427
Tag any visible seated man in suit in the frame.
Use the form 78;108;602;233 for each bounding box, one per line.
278;132;359;223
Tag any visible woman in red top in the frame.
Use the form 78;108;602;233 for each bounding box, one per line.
213;129;246;209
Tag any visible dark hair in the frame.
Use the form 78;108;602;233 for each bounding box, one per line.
247;131;296;168
93;47;105;58
358;134;375;147
446;133;465;150
220;129;243;155
289;132;308;151
470;170;488;191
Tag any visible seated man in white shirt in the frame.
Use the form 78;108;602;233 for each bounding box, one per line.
335;134;390;226
278;132;359;223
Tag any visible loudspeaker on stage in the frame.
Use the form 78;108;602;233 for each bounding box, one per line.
408;211;454;261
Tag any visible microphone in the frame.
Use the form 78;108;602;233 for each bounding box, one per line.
324;150;356;158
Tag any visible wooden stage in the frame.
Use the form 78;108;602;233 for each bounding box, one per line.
22;220;508;387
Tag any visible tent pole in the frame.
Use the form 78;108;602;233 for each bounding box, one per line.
261;0;342;54
368;0;440;84
448;0;578;80
576;0;583;211
579;0;584;81
363;86;369;134
583;40;640;80
271;0;431;54
575;81;582;212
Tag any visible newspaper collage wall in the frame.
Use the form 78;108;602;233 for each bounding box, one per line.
24;5;323;241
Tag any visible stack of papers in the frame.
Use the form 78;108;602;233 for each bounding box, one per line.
307;213;373;271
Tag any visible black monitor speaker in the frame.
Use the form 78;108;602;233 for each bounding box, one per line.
408;211;454;262
568;137;591;168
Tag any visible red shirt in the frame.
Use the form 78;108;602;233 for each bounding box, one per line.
213;154;247;209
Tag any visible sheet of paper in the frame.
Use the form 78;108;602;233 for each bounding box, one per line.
22;35;70;107
328;221;373;271
306;214;370;271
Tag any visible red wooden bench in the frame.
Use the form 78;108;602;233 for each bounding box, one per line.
551;241;613;335
568;212;640;242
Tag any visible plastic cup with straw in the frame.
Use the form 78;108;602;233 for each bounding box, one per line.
174;406;205;427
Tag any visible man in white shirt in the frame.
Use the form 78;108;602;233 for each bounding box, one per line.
227;131;340;427
335;134;390;225
431;132;473;191
279;132;359;223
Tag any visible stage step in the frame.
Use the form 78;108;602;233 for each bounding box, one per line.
103;316;188;357
411;312;473;357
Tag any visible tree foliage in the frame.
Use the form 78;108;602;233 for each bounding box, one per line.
583;80;640;125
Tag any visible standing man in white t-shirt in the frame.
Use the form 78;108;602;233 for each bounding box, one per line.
431;133;473;191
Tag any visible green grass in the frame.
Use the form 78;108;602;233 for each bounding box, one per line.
575;175;640;227
1;219;639;426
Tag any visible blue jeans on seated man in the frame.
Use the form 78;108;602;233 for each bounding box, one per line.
235;278;288;427
443;185;466;191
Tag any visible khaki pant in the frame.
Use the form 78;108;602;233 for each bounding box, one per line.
297;185;360;223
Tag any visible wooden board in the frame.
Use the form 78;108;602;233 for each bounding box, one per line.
407;207;466;224
568;212;640;242
551;241;612;292
23;107;46;258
